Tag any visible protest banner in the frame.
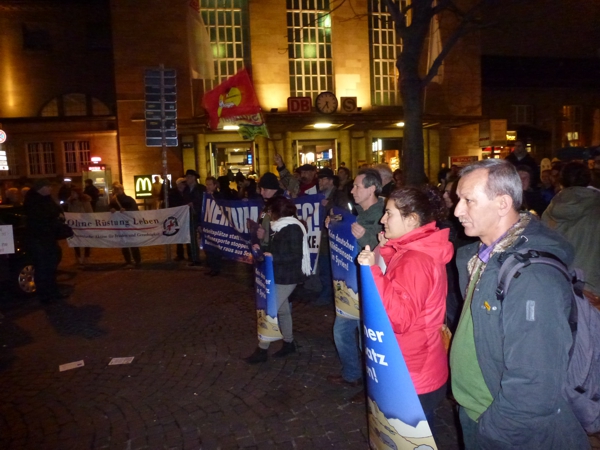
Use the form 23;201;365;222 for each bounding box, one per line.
328;207;360;319
201;194;324;273
254;253;282;342
292;193;325;274
201;194;263;263
64;206;190;248
360;265;437;449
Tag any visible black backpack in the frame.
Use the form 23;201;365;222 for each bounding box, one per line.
496;249;600;434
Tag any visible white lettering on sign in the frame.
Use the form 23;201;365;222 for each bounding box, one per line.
363;325;385;342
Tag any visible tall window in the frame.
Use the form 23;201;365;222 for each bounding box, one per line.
368;0;402;106
511;105;533;125
563;105;582;146
64;141;91;174
287;0;333;100
27;142;56;175
201;0;249;91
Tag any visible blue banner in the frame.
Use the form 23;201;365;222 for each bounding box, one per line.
254;254;282;342
292;193;325;275
201;193;324;273
360;265;437;449
201;194;263;263
328;207;360;319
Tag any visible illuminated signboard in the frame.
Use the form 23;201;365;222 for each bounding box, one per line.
134;174;172;199
0;150;8;171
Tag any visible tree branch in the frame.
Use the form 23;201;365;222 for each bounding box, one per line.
384;0;406;32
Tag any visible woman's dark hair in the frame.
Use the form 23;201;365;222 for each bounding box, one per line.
388;185;447;226
560;161;591;188
267;196;297;221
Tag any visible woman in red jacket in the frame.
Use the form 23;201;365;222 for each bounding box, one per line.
358;186;453;427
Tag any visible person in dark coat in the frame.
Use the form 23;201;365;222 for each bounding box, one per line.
182;169;206;266
23;179;67;303
169;177;190;261
109;183;141;267
245;196;312;364
83;179;100;211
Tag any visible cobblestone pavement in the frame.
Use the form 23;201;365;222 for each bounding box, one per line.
0;243;598;449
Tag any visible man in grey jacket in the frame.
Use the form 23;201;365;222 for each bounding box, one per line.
450;159;589;449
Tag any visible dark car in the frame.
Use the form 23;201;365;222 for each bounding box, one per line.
0;205;36;298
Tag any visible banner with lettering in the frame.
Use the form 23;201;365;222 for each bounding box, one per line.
65;206;190;248
359;265;437;449
293;193;325;275
200;194;262;263
201;194;324;273
328;207;360;319
254;253;282;342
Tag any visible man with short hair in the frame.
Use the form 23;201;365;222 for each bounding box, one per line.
506;139;538;185
450;159;588;449
327;168;384;392
374;163;394;197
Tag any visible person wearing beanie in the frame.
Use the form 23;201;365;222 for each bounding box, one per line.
255;172;285;250
24;179;68;303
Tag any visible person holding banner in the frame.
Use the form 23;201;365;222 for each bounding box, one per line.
357;187;452;427
327;169;384;390
109;183;142;267
245;196;312;364
183;169;206;266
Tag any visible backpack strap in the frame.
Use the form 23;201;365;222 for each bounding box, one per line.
496;249;575;302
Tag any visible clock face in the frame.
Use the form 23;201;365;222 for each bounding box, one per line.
315;91;338;114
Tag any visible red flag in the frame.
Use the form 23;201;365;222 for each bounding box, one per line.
202;69;261;129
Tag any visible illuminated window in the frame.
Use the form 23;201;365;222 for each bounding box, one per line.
511;105;533;125
200;0;249;91
27;142;56;176
368;0;403;106
63;141;91;174
287;0;333;101
563;105;582;146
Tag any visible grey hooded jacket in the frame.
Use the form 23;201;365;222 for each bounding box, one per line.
542;186;600;296
455;217;589;449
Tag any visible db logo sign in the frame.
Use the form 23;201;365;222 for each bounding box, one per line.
287;97;312;113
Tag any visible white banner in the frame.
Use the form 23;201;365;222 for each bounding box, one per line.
64;206;190;248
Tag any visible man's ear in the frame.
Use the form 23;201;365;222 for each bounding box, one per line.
496;194;515;217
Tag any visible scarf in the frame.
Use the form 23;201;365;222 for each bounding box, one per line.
271;216;312;276
466;212;532;288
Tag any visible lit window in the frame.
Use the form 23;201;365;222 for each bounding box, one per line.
27;142;56;175
63;141;91;174
563;105;582;146
368;0;403;106
287;0;334;101
0;144;20;178
201;0;249;91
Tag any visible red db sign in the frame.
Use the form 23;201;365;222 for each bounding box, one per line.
287;97;312;113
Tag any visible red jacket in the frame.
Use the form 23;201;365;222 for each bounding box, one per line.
371;221;453;394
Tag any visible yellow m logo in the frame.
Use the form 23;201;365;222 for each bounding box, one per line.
135;176;152;196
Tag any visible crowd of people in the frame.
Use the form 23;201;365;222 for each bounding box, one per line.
237;145;598;448
1;143;598;446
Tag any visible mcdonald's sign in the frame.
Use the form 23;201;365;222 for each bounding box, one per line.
134;175;153;199
134;174;173;199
